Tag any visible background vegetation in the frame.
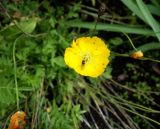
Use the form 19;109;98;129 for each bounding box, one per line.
0;0;160;129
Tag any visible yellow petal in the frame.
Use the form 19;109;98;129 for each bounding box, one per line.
83;54;109;77
64;47;82;69
72;37;92;52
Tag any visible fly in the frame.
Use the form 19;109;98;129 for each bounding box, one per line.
81;59;86;70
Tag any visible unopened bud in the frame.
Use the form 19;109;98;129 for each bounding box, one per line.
130;51;143;59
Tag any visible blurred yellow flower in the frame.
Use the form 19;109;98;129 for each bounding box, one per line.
46;107;52;113
64;36;110;77
130;50;143;59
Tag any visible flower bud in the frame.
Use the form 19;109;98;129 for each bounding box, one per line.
130;51;143;59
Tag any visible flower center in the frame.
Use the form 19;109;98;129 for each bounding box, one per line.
83;53;90;62
81;53;91;69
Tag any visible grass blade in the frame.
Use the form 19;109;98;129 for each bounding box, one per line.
121;0;146;23
147;4;160;16
66;21;154;36
137;42;160;52
136;0;160;42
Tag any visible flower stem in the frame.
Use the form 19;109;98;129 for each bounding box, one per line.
13;36;22;110
142;57;160;63
123;32;138;51
112;51;160;63
111;51;129;57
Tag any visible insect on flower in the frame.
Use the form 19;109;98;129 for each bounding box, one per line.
8;111;26;129
81;59;86;66
64;36;110;77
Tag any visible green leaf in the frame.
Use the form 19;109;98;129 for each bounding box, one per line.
136;0;160;42
147;4;160;16
1;18;37;40
109;37;123;46
66;21;154;36
0;77;15;106
151;0;160;9
51;56;65;67
121;0;146;23
137;42;160;52
103;67;112;79
42;35;57;56
18;18;37;33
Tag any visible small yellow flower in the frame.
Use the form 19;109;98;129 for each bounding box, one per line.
130;50;143;59
46;107;52;113
64;36;110;77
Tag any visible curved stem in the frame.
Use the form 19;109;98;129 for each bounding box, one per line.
123;32;138;51
13;35;22;110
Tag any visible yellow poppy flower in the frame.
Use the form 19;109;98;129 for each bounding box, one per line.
64;36;110;77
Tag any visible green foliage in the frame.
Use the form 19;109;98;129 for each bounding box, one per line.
39;102;83;129
0;1;86;129
0;0;160;129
